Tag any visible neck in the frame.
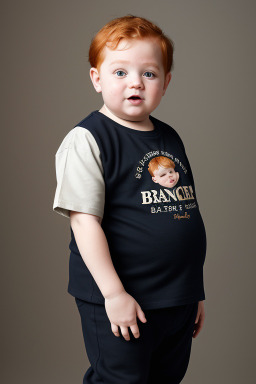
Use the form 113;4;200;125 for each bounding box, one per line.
99;105;154;132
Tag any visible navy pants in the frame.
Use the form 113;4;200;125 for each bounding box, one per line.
75;298;198;384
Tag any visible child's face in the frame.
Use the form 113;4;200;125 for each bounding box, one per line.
90;38;171;123
152;166;179;188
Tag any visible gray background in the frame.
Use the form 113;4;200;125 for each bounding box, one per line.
2;0;255;383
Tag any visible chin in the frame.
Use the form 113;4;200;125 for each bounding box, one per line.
133;111;151;119
124;113;145;121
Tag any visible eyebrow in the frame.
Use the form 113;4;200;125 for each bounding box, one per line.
109;60;160;70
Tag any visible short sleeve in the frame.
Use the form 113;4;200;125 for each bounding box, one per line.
53;126;105;219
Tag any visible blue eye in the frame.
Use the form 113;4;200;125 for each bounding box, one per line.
144;72;155;78
115;70;126;77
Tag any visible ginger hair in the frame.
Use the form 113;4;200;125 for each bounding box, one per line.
88;14;175;77
148;156;175;177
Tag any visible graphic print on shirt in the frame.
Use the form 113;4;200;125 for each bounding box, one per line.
134;151;197;219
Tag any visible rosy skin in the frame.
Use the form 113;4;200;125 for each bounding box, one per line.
193;300;205;338
89;37;172;131
152;165;179;188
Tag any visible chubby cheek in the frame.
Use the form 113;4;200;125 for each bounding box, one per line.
101;80;121;98
149;84;164;101
104;88;118;99
109;81;124;95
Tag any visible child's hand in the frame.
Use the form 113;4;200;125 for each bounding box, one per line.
193;300;205;338
104;290;147;341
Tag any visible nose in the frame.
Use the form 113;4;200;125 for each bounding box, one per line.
128;74;144;89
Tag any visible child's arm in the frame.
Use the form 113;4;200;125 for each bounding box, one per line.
70;210;148;341
70;211;125;299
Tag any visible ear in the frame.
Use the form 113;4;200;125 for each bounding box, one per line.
89;67;102;93
162;72;172;96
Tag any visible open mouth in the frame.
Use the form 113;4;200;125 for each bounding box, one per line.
128;96;142;100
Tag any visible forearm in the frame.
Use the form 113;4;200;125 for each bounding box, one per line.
70;214;125;299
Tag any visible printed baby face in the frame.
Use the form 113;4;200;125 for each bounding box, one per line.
152;165;180;188
91;37;171;123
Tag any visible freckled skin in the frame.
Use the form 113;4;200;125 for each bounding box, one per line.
152;165;179;188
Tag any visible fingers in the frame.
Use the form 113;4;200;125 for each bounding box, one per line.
120;326;131;341
193;320;203;338
111;323;120;337
130;323;140;339
111;323;140;340
137;306;147;324
192;323;200;338
193;310;205;338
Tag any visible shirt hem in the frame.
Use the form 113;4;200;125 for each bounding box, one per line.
67;287;205;309
68;287;105;305
136;294;205;310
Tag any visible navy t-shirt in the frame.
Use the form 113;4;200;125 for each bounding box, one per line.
53;110;207;310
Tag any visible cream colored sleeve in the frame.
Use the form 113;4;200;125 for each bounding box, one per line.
53;126;105;219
